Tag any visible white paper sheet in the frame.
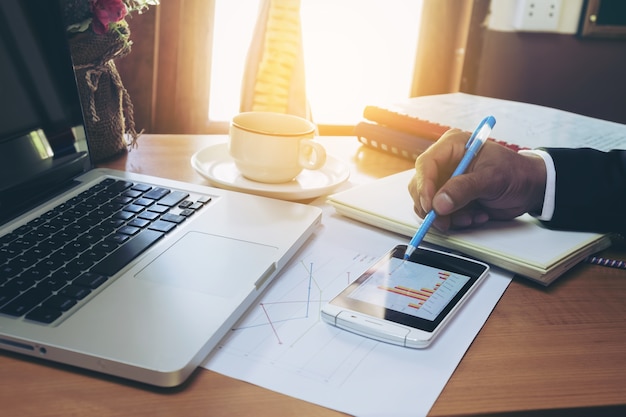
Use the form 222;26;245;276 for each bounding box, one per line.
202;203;512;417
382;92;626;150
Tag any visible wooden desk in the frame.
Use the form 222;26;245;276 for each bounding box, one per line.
2;135;625;416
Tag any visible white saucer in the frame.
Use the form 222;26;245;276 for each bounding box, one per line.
191;143;350;200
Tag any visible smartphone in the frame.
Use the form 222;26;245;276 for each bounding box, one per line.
321;245;489;348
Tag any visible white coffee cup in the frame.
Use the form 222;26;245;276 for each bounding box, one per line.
229;112;327;183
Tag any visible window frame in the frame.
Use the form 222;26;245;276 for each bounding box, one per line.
117;0;473;135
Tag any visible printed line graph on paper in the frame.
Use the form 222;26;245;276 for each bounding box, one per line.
238;255;354;345
211;242;382;385
253;260;325;346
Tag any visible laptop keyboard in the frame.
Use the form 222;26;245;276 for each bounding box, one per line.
0;178;211;325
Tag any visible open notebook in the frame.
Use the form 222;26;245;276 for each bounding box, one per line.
327;170;611;285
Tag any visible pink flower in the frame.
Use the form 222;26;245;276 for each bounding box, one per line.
90;0;128;34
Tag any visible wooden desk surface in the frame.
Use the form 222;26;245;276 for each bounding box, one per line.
2;135;625;416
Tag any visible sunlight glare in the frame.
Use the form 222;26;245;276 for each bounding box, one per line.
209;0;422;125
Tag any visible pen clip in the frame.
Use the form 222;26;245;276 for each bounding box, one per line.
465;116;496;150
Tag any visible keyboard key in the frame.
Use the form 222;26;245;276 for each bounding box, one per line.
148;220;177;233
106;234;130;245
0;287;20;307
103;218;125;229
25;307;63;324
92;240;121;253
42;295;77;311
131;183;152;193
80;249;108;263
118;225;141;236
3;276;37;292
65;257;96;272
134;198;154;207
122;189;143;199
138;211;159;221
179;209;195;217
63;239;92;253
123;204;144;213
23;266;50;281
90;229;164;277
0;245;20;258
2;261;25;278
158;191;189;207
143;187;170;200
10;256;33;269
147;204;169;214
178;200;193;209
58;285;90;300
38;257;65;272
9;238;33;251
113;211;135;221
107;180;133;193
0;232;18;244
73;272;108;289
0;287;50;317
128;218;150;228
160;213;186;224
39;274;73;292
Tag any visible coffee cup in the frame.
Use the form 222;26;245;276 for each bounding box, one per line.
229;112;327;183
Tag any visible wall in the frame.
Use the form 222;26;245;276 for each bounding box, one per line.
462;0;626;125
115;1;215;134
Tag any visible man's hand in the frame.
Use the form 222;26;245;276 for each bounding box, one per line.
408;129;547;231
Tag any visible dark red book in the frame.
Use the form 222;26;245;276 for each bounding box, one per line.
360;101;527;156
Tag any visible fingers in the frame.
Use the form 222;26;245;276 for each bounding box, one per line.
411;129;470;214
431;197;490;230
448;206;490;228
409;174;436;216
431;143;546;224
409;127;549;230
410;129;521;230
433;171;483;215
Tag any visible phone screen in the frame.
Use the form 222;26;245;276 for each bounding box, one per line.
348;255;471;321
325;245;489;334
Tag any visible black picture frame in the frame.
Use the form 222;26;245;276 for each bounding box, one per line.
579;0;626;39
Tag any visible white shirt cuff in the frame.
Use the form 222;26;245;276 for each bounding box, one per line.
518;149;555;221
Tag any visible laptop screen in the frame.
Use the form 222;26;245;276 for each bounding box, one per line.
0;0;91;226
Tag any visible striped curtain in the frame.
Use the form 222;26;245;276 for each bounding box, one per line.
240;0;311;120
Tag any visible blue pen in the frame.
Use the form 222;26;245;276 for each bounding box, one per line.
403;115;496;260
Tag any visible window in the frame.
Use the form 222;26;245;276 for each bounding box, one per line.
209;0;423;131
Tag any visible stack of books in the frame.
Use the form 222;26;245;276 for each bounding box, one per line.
354;94;530;160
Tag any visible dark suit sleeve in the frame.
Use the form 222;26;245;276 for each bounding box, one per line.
540;148;626;233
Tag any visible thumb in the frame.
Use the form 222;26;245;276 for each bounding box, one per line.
432;174;482;215
431;191;456;215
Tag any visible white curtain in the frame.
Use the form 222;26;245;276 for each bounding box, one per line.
239;0;311;120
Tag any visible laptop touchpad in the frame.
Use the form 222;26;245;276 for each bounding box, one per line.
135;231;278;297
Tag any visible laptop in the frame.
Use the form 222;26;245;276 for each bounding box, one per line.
0;0;321;387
